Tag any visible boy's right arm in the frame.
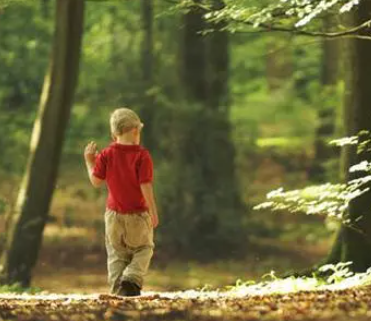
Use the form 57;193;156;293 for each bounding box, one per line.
140;182;159;228
84;141;105;188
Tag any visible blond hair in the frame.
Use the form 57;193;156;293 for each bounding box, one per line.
110;108;142;135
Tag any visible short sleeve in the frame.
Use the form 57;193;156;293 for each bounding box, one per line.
93;150;107;180
138;151;153;184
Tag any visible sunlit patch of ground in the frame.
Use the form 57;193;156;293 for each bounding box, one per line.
2;285;371;321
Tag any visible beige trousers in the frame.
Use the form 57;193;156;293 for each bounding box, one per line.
105;209;154;293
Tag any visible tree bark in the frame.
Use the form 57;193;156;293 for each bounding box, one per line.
109;5;118;68
326;1;371;272
174;0;245;256
40;0;50;18
182;0;208;103
0;0;85;287
140;0;155;151
309;17;340;182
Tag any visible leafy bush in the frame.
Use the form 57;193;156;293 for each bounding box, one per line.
0;197;6;216
204;0;362;31
254;134;371;229
230;262;371;296
0;283;41;294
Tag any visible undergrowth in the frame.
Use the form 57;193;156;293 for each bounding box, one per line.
230;262;371;296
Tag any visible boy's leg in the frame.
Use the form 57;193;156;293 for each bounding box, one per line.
105;210;131;294
122;245;153;288
120;212;154;289
105;236;131;293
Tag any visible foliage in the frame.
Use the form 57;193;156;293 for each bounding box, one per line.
255;134;371;228
330;135;358;147
202;0;361;31
318;262;354;283
231;262;371;296
0;284;41;294
0;0;27;9
0;197;6;216
254;181;368;222
0;2;52;172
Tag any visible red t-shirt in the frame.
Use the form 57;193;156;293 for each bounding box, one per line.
93;143;153;214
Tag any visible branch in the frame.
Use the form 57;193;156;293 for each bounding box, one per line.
236;18;371;40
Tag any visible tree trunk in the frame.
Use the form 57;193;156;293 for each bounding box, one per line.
208;0;229;110
140;0;155;151
182;0;208;103
173;0;245;257
325;1;371;272
309;17;340;182
40;0;50;18
0;0;85;287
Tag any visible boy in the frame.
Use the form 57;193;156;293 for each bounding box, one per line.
84;107;159;297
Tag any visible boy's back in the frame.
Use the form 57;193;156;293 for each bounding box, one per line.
93;143;153;214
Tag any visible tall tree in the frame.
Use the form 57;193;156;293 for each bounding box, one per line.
171;0;245;256
140;0;155;150
40;0;50;18
0;0;85;287
309;17;340;182
326;1;371;272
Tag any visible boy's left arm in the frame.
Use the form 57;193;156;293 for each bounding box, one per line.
84;141;105;188
140;182;159;228
139;151;158;228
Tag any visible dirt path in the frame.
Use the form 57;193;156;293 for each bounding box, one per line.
2;286;371;321
33;236;330;294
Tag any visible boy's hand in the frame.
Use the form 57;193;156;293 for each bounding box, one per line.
84;141;104;188
140;183;159;229
84;141;98;164
151;213;159;229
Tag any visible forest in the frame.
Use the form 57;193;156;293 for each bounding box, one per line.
1;0;371;320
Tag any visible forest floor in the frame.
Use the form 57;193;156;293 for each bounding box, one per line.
3;233;363;321
0;225;347;321
32;231;330;293
2;285;371;321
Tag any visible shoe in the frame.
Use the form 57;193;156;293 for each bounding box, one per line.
117;280;141;297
